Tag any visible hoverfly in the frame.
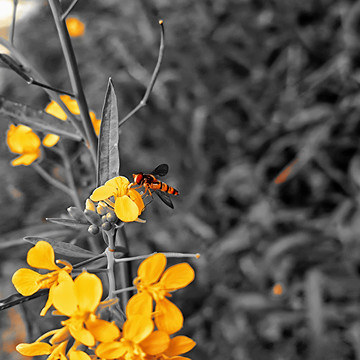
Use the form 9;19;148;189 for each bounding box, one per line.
131;164;179;208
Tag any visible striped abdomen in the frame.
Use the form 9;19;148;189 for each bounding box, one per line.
150;181;179;195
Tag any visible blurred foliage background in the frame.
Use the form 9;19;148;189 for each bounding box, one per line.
2;0;360;359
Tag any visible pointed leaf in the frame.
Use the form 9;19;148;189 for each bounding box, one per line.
23;237;96;259
97;78;120;186
46;218;89;228
0;97;81;141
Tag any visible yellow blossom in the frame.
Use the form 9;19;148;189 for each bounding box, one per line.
66;17;85;37
128;253;195;334
150;336;196;360
43;95;100;147
90;176;144;223
52;271;120;347
12;241;72;316
96;315;169;360
6;124;41;166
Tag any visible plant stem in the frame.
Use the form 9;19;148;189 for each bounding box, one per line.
48;0;98;164
10;0;18;44
59;143;82;208
118;21;165;127
115;227;132;309
105;230;117;300
32;163;75;199
61;0;80;21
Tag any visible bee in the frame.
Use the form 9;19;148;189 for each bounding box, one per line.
132;164;179;208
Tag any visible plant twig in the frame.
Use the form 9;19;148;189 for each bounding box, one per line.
48;0;98;164
61;0;80;21
118;20;165;127
59;143;82;208
10;0;18;44
32;162;75;199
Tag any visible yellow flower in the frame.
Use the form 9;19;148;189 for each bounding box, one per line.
90;176;144;223
66;17;85;37
96;315;169;360
128;253;195;334
6;124;41;166
150;336;196;360
43;95;100;147
12;241;72;316
52;271;120;347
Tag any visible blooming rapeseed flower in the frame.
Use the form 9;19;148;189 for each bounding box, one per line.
6;124;41;166
12;241;72;316
66;17;85;37
90;176;144;223
96;315;169;360
128;253;195;334
43;95;100;147
51;271;120;347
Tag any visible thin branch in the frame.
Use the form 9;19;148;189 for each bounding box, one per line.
61;0;80;21
0;38;86;139
115;251;200;263
10;0;18;44
32;162;74;198
59;143;82;208
118;20;165;127
48;0;98;164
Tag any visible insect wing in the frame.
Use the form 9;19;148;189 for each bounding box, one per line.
151;164;169;177
154;190;174;209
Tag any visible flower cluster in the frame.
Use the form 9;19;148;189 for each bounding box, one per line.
13;243;196;360
90;176;145;223
6;96;101;166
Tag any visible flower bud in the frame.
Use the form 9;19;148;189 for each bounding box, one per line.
96;202;108;215
88;224;99;235
106;211;117;223
67;206;88;223
101;221;112;231
84;209;102;226
85;199;96;212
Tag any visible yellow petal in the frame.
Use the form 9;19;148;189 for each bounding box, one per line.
85;318;120;343
90;184;115;201
140;330;170;355
7;124;41;154
123;315;154;344
46;100;67;120
50;327;70;345
12;268;42;296
137;253;166;285
69;350;92;360
42;133;60;147
16;342;52;356
105;176;129;192
128;189;145;215
69;324;95;347
40;284;55;316
53;271;77;316
27;241;60;270
114;196;139;222
90;111;101;136
160;263;195;291
60;95;80;115
11;152;40;166
74;272;102;313
126;292;153;318
164;336;196;357
66;18;85;37
96;341;126;359
155;299;183;335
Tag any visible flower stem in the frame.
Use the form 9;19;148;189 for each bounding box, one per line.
48;0;98;164
115;227;133;310
105;231;117;300
115;251;200;263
